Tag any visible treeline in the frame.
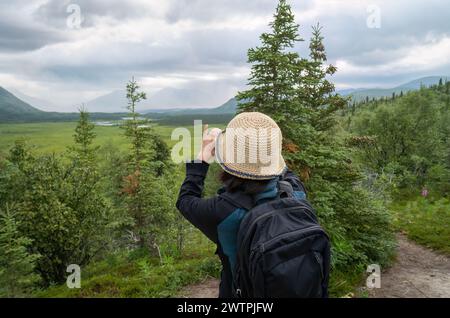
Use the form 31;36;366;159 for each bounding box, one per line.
347;82;450;197
0;111;130;124
0;80;188;297
0;110;234;126
151;113;235;126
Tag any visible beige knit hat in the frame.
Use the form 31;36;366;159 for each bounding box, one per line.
215;112;286;180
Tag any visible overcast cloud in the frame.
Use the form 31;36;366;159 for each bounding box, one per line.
0;0;449;111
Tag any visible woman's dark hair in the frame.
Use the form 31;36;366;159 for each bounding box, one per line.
219;170;271;194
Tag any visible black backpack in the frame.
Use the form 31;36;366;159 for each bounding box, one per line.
222;181;330;298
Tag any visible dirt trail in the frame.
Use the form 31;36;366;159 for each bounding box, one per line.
369;234;450;298
179;277;220;298
180;234;450;298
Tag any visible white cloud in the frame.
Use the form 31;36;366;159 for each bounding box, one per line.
335;35;450;84
0;0;449;111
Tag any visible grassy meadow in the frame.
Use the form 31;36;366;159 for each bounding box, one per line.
0;122;227;159
0;122;174;154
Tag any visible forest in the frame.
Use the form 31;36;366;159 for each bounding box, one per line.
0;0;449;298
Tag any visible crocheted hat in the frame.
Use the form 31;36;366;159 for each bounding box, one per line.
215;112;286;180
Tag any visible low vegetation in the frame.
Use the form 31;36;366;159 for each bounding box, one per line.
37;231;220;298
347;80;450;253
391;198;450;255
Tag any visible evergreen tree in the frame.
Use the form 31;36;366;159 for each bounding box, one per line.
1;114;111;285
238;0;393;278
0;204;40;297
300;23;347;132
149;132;171;177
7;139;34;172
69;107;99;163
121;78;172;252
66;110;111;266
123;78;153;170
237;0;303;127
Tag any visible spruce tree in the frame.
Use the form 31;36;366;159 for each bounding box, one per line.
0;204;40;297
299;23;347;132
69;107;99;162
237;0;394;283
121;78;172;252
123;78;154;170
66;110;110;266
2;114;111;285
237;0;303;127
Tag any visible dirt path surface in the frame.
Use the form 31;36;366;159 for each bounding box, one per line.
179;278;220;298
180;235;450;298
370;234;450;298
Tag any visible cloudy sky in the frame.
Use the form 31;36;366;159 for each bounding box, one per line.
0;0;449;111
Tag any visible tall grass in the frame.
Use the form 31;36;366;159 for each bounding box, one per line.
391;197;450;255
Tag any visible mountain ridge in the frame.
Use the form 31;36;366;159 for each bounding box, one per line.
339;76;449;102
0;87;46;121
1;76;448;123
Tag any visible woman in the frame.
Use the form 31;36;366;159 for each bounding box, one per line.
176;112;312;298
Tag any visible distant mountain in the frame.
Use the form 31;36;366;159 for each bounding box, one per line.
341;76;449;102
144;97;240;117
0;86;45;121
212;97;238;114
145;87;221;109
87;76;449;116
7;88;57;112
85;90;129;113
0;86;128;123
174;76;448;116
151;76;449;117
336;88;360;96
396;76;448;90
2;76;447;123
87;86;231;113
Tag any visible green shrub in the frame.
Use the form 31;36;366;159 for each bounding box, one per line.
36;232;219;298
391;198;450;254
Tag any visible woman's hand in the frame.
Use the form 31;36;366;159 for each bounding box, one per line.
197;124;221;163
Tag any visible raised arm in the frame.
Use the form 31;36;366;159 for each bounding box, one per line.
176;161;219;242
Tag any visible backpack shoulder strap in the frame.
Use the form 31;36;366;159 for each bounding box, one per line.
277;180;294;198
221;180;295;209
220;191;255;211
